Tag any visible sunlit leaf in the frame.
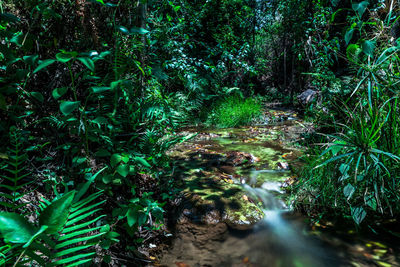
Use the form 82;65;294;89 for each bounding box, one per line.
117;26;129;35
116;164;129;177
130;27;149;34
56;51;77;63
39;191;75;234
60;101;80;115
0;213;36;243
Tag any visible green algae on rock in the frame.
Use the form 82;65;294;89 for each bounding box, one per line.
181;174;264;230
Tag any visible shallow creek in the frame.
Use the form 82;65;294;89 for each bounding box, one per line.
158;116;400;267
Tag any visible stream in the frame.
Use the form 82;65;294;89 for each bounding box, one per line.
157;110;400;267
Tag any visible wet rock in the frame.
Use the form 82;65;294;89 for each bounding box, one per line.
223;201;264;230
226;151;257;166
180;176;264;230
277;161;289;170
297;89;318;106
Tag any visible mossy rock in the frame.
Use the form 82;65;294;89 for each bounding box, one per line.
182;174;264;230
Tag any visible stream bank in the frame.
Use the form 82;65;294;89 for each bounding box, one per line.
146;108;400;267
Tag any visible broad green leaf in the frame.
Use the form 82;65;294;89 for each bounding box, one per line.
126;208;137;227
130;27;150;34
346;43;361;61
56;51;77;63
352;1;369;17
110;80;122;91
121;154;129;163
365;194;377;211
39;191;75;234
110;154;122;168
339;163;349;174
77;57;95;72
361;40;375;57
116;164;129;177
96;0;105;4
134;156;151;168
102;174;113;184
91;86;111;94
10;32;23;46
110;153;129;168
23;55;39;67
33;59;56;73
98;51;112;59
30;92;44;102
52;87;68;99
0;213;36;243
345;29;354;45
343;183;355;199
60;101;80;115
351;206;366;225
117;26;130;35
23;225;48;248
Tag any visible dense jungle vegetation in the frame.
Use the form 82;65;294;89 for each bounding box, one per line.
1;0;400;265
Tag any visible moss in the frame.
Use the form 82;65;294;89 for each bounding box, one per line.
183;175;264;230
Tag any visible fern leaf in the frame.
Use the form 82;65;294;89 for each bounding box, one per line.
58;227;102;241
62;215;106;234
68;200;106;220
51;253;96;266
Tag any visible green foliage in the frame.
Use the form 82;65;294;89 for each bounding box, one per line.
113;191;165;233
0;189;108;266
293;1;400;226
5;0;400;260
208;95;262;128
0;127;30;212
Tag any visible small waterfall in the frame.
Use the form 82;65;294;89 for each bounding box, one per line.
241;170;337;267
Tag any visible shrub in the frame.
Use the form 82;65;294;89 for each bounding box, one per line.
208;95;262;128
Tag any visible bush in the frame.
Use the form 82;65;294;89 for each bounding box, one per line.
208;95;262;128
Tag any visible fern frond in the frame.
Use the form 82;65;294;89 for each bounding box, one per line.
43;116;67;130
0;127;31;212
44;191;107;266
0;190;108;266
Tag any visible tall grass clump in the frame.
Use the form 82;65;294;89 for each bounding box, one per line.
208;95;262;128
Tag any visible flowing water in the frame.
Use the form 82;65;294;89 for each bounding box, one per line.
159;118;400;267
